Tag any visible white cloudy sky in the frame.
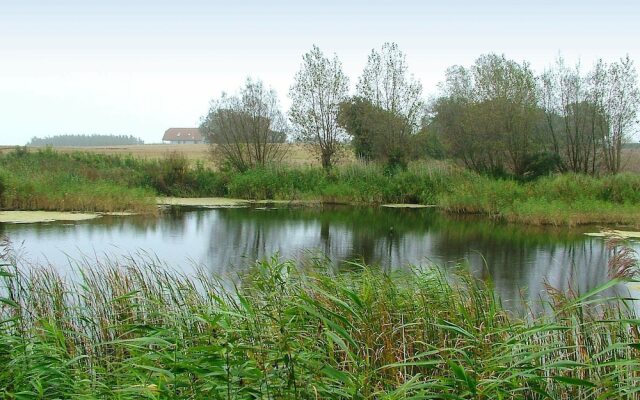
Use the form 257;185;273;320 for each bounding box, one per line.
1;0;639;145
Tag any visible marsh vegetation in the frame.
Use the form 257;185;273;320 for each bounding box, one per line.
1;234;639;399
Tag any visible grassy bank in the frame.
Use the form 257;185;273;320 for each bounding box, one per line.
0;148;222;213
439;172;640;226
1;243;639;398
209;163;640;226
2;147;640;226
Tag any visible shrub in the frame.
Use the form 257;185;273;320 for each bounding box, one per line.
520;151;562;181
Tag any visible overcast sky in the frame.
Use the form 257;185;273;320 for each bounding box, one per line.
1;0;639;145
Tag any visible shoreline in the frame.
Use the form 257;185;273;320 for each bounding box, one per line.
2;197;639;228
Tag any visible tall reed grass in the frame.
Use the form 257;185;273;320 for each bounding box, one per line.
1;237;639;398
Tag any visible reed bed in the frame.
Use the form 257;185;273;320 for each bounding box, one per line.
1;237;639;399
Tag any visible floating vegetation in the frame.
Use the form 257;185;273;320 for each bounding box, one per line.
0;211;100;224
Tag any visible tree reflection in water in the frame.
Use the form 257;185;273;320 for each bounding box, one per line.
4;205;636;315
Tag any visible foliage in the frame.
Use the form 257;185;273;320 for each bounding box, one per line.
439;172;640;226
0;247;639;399
0;148;156;213
201;78;289;172
2;148;639;226
338;96;411;169
410;125;446;160
354;42;424;169
520;151;563;181
289;45;350;169
0;171;5;208
0;148;226;212
432;54;542;177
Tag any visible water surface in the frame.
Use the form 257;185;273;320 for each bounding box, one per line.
2;206;637;313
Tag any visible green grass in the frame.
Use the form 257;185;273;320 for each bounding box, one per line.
439;173;640;226
0;148;225;213
2;147;640;226
1;238;639;398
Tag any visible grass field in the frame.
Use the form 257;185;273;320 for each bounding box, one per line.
623;148;640;173
0;144;356;169
2;144;637;172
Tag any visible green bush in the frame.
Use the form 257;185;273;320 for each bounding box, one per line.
520;151;562;181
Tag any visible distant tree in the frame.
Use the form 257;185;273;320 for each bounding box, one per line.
540;55;640;174
289;45;349;169
338;96;408;167
433;54;541;177
27;134;144;146
540;57;603;174
355;42;424;168
200;78;288;171
591;56;640;173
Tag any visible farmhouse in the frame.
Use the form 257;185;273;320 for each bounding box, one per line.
162;128;205;144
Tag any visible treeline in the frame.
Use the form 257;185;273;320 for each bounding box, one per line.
28;134;144;147
201;43;639;177
432;54;639;178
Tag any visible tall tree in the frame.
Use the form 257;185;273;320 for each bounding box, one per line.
338;96;408;165
289;45;349;169
355;43;424;166
592;56;640;173
540;57;602;174
200;78;288;172
433;54;541;177
357;42;424;129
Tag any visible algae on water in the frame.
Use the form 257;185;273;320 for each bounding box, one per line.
0;211;100;224
584;230;640;239
156;197;251;208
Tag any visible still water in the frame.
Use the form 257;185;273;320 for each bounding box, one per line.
2;205;638;313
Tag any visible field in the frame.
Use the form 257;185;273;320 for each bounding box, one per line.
2;144;637;173
624;148;640;173
0;144;355;169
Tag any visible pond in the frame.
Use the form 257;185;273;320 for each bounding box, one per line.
2;205;638;314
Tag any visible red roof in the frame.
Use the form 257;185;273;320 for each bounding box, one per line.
162;128;204;142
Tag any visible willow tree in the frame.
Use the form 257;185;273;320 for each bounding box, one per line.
541;55;640;174
433;54;541;177
540;57;605;174
200;78;288;172
355;42;424;167
592;56;640;173
289;45;349;170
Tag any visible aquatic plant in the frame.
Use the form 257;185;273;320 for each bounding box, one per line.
0;238;639;398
